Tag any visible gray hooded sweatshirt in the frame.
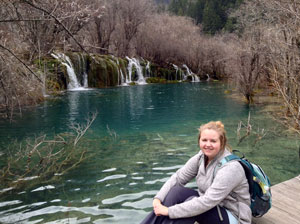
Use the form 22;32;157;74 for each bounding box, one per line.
154;149;252;224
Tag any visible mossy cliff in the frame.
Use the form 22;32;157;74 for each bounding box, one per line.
45;52;208;91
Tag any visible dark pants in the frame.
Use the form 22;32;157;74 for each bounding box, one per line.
140;185;230;224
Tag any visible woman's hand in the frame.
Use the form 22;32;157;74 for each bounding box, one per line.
153;198;161;208
152;198;169;216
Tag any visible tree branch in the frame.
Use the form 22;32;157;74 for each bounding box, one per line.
0;19;53;22
0;43;42;83
21;0;89;55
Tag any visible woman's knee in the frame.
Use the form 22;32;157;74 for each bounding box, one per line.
163;185;198;206
168;185;185;196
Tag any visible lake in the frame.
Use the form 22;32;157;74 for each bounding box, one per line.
0;82;299;223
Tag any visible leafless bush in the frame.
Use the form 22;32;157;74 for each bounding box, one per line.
136;14;199;65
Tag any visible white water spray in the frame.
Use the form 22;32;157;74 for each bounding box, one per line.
115;58;127;86
51;53;83;90
78;53;88;87
206;74;211;81
182;64;200;82
173;64;179;81
146;61;151;78
126;57;147;85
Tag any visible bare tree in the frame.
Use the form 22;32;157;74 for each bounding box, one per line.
234;0;300;126
226;1;270;103
228;37;266;103
114;0;154;57
93;0;118;54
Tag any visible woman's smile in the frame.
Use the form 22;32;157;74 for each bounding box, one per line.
199;129;221;162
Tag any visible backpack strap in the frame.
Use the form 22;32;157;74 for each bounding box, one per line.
220;154;240;164
213;154;240;179
214;154;254;196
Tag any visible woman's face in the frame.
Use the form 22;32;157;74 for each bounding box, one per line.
199;129;222;162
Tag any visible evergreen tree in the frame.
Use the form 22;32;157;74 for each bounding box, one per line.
168;0;243;34
169;0;190;16
202;0;224;34
190;0;205;24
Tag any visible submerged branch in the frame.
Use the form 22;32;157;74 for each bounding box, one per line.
0;112;98;195
70;111;98;146
237;112;267;146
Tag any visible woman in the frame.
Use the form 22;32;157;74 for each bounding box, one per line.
141;121;251;224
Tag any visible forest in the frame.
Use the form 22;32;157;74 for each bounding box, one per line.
168;0;243;34
1;0;300;134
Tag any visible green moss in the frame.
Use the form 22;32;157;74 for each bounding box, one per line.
107;59;119;86
224;90;232;94
146;77;160;83
146;77;178;84
118;58;128;81
33;56;68;91
33;57;60;72
88;55;109;87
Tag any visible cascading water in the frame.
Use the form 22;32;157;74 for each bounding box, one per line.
78;53;88;88
206;74;211;81
173;64;180;81
119;68;126;86
115;58;127;86
51;53;83;90
182;64;200;82
51;52;202;89
193;73;200;82
126;57;147;85
145;61;151;78
182;64;188;81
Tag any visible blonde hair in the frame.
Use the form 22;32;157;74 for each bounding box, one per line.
198;121;227;151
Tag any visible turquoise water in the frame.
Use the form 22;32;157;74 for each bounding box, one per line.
0;82;299;223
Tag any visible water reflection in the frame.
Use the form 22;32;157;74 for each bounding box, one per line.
68;91;81;122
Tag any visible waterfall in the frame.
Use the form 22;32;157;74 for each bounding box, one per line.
115;58;127;86
78;53;88;87
182;64;200;82
51;53;83;90
173;64;179;81
146;61;151;78
126;57;146;85
120;69;126;86
206;74;211;81
182;64;189;81
194;74;200;82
